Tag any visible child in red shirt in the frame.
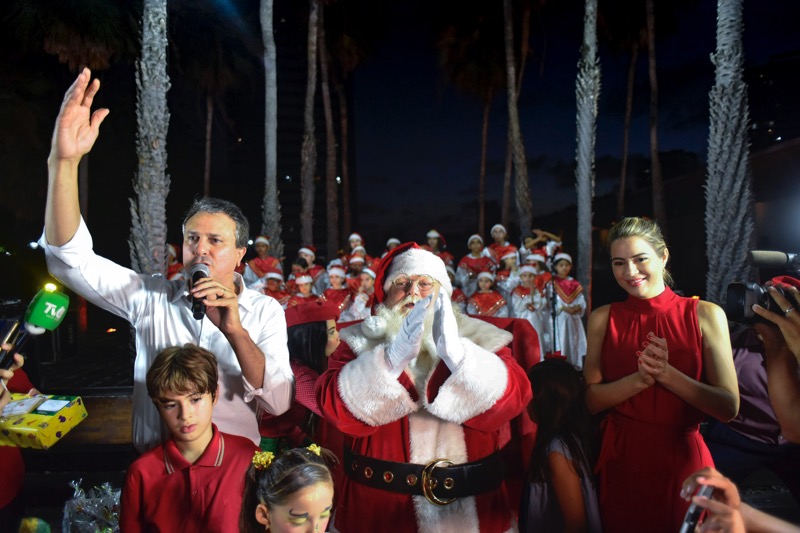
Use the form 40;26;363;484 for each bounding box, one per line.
120;344;259;532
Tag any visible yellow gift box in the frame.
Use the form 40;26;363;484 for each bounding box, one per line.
0;393;88;450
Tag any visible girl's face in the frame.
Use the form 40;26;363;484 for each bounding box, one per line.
520;272;535;287
325;319;340;356
555;260;572;279
258;481;334;533
477;277;493;292
502;257;517;270
468;239;483;255
255;242;269;258
427;236;440;251
609;236;668;299
492;229;506;244
328;274;344;289
298;282;312;296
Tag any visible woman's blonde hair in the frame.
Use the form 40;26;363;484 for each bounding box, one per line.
607;217;673;286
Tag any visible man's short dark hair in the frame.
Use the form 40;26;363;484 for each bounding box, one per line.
182;197;250;248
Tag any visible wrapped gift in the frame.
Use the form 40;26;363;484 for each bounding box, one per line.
0;393;88;449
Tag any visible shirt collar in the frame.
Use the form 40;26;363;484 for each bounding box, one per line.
163;424;225;473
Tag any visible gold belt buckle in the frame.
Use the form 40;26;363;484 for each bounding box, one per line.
421;458;456;505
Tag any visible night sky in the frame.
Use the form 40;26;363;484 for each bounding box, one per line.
1;0;799;306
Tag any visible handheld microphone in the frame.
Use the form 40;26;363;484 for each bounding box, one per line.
748;251;800;274
188;263;210;320
0;284;70;370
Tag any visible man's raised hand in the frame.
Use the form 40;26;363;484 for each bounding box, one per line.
50;68;110;164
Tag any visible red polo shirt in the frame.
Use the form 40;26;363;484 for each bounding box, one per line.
119;425;258;532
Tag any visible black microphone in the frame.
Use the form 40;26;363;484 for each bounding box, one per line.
748;251;800;273
188;263;210;320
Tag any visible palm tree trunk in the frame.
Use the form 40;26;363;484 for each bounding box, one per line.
479;98;491;237
318;3;338;260
300;0;319;247
705;0;754;304
575;0;600;314
260;0;284;261
502;136;512;229
645;0;666;234
336;81;351;241
129;0;170;276
503;0;532;235
617;42;638;219
204;92;213;196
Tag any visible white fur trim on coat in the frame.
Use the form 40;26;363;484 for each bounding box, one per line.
337;344;419;426
425;338;509;424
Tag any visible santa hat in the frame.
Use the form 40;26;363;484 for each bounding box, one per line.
553;252;572;265
467;234;483;247
254;236;270;246
527;248;547;264
328;266;346;278
771;276;800;290
501;251;517;261
519;265;537;275
298;246;316;259
374;242;452;303
477;271;495;282
348;233;363;243
295;274;313;284
348;255;365;264
265;268;284;281
285;300;340;328
386;237;401;247
490;224;507;236
351;245;367;255
328;258;344;268
426;229;447;248
362;268;376;279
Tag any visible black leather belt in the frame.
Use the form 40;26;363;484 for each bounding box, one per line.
343;446;506;506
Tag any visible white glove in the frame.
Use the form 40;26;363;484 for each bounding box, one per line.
433;292;466;372
384;295;433;378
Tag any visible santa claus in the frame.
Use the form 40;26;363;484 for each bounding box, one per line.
316;242;530;533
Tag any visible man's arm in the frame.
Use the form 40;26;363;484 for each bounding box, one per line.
45;69;109;247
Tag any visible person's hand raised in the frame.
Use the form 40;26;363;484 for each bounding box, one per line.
50;68;110;164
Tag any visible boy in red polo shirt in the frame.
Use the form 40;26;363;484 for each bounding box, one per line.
120;344;259;532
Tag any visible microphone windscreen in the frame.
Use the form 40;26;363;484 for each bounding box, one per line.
748;250;789;269
188;263;211;284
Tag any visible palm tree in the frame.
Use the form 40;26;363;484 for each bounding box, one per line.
260;0;285;260
705;0;754;304
645;0;666;235
299;0;320;247
574;0;600;313
318;2;339;259
129;0;171;276
436;3;506;236
503;0;533;235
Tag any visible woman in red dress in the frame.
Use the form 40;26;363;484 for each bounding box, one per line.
584;217;739;533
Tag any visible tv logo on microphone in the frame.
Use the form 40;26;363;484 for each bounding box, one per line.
44;302;67;321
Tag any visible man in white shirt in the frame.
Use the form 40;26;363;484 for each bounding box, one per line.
41;69;294;452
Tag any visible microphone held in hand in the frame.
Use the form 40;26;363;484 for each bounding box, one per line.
0;285;70;370
189;263;211;320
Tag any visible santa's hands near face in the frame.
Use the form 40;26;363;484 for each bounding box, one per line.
384;295;433;379
433;292;465;372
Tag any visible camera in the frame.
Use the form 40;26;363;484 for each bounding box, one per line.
724;282;787;323
724;250;800;323
679;484;714;533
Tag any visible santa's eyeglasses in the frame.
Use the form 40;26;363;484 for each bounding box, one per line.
391;275;435;292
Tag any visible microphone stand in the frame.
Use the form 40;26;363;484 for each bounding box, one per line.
546;256;559;357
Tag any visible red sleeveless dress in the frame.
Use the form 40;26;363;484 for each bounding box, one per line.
596;287;714;533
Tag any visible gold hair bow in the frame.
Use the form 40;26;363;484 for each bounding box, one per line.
307;443;322;456
252;450;274;470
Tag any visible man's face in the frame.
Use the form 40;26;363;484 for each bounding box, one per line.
359;273;374;293
154;388;218;448
183;212;245;287
384;274;436;313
